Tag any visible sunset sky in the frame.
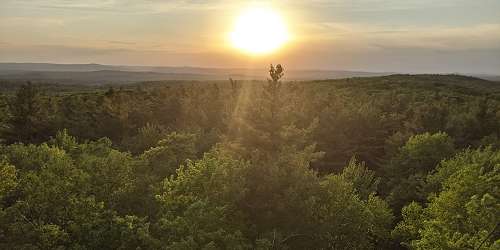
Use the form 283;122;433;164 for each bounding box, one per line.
1;0;499;73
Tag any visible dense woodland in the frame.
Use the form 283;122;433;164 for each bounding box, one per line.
0;65;499;249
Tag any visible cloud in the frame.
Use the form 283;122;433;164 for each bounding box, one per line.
2;0;227;14
105;40;137;45
0;17;65;27
302;22;500;51
290;0;471;12
371;24;500;50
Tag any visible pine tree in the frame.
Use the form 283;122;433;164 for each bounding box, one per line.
4;82;50;143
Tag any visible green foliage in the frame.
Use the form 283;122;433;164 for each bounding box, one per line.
341;157;380;200
122;123;169;154
141;131;197;181
0;94;9;144
155;151;251;249
392;202;424;248
3;82;55;143
155;149;393;249
0;72;498;248
225;64;323;167
2;75;499;172
0;134;156;249
395;147;500;249
0;160;17;201
312;175;393;249
383;132;456;213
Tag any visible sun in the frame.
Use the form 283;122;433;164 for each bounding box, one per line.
230;7;289;55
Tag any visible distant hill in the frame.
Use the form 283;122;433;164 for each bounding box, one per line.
0;63;390;84
472;74;500;82
0;63;119;72
0;70;223;84
330;74;500;93
0;63;498;84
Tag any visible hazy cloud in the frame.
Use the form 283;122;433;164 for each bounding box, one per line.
2;0;227;14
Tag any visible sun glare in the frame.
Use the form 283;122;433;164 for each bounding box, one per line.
230;7;289;55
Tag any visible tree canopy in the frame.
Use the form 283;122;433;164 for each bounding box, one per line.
0;67;499;248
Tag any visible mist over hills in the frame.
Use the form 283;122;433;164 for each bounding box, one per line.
0;63;498;84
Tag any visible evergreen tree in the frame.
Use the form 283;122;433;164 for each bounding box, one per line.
4;82;53;143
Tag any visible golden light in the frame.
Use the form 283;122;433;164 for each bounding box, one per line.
230;7;289;55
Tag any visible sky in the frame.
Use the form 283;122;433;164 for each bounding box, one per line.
1;0;499;74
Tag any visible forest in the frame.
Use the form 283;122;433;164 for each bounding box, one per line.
0;65;499;249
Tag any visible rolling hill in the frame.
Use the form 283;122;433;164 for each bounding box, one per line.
0;63;498;85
